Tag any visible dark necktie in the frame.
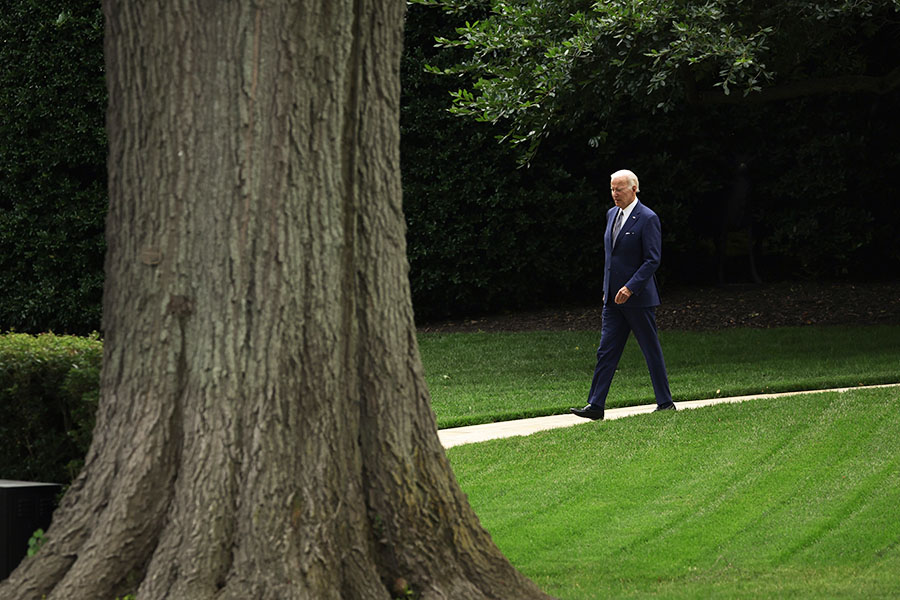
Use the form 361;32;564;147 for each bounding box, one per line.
612;209;624;242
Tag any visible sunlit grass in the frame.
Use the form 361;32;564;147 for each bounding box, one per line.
419;325;900;428
447;387;900;599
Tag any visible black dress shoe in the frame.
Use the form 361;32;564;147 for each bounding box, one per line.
570;404;604;420
654;402;676;412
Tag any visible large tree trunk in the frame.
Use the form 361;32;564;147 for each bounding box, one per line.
0;2;550;599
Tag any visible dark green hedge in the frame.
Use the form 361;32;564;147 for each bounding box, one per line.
400;5;614;320
0;333;101;485
0;1;107;335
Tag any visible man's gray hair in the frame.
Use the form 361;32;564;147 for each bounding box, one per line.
610;169;640;192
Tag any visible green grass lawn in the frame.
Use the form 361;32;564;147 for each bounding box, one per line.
420;325;900;428
446;387;900;599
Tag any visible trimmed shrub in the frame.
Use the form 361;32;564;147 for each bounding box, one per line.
0;333;101;485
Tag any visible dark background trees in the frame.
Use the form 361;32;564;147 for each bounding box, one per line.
2;0;899;333
403;0;900;315
0;2;106;334
401;4;606;319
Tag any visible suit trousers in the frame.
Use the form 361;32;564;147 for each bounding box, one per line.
586;303;672;409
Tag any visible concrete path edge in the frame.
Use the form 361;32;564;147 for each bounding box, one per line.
438;383;900;449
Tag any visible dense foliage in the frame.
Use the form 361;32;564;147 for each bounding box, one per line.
0;333;101;485
0;1;107;334
402;5;611;318
414;0;900;155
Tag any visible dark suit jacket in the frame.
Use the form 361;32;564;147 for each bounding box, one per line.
603;200;662;307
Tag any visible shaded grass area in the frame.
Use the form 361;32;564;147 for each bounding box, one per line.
447;387;900;599
420;325;900;428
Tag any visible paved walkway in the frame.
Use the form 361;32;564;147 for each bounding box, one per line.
438;383;900;448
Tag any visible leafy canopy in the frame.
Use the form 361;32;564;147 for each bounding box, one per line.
413;0;900;157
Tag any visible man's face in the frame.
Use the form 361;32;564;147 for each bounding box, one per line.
610;176;637;209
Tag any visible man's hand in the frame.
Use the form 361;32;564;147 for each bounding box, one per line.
614;286;632;304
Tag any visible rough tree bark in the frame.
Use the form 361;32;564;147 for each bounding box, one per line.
0;2;551;599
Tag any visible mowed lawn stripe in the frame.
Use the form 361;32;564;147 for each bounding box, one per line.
446;387;900;599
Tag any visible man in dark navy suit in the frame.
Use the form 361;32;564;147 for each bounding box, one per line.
571;169;675;420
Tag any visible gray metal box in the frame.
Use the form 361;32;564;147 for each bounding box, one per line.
0;480;61;580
